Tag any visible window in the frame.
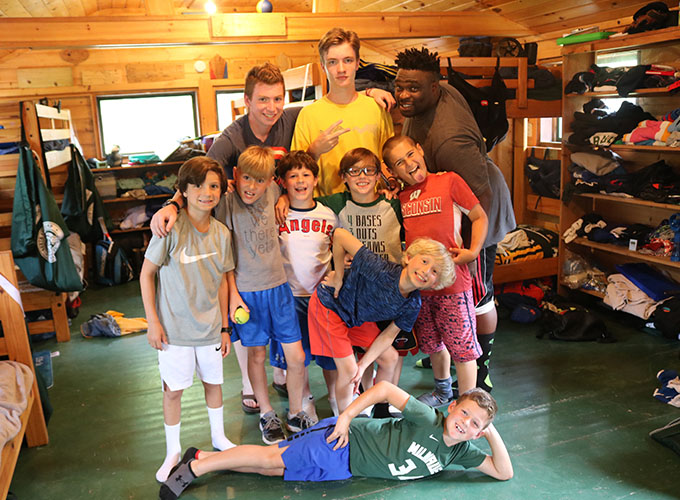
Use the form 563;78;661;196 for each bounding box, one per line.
216;90;244;131
539;117;562;143
98;93;198;159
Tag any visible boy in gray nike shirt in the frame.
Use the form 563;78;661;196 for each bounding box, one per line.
141;157;236;483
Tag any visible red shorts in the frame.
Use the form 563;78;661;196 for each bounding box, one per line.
308;291;380;359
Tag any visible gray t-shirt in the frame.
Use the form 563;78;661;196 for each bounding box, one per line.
207;107;301;178
402;82;515;247
214;183;287;292
145;211;234;346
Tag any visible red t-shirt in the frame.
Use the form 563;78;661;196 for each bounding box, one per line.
399;172;480;295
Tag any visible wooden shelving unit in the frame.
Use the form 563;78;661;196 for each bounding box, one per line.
559;27;680;293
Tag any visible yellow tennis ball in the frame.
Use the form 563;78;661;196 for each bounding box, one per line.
234;307;250;324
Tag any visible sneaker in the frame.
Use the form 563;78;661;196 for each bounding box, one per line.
415;356;432;369
287;410;317;433
259;411;285;444
417;391;455;408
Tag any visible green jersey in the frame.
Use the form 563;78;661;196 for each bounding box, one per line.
348;396;486;480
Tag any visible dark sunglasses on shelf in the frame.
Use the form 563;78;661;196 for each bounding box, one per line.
343;166;379;177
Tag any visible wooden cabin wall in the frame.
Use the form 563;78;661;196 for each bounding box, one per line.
0;43;329;159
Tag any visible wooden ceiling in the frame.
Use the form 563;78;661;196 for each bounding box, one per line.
0;0;675;61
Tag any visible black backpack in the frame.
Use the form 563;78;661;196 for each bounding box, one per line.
538;300;615;343
447;57;509;152
525;149;561;199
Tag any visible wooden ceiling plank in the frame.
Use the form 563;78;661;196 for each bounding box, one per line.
529;3;642;34
0;12;534;48
516;0;652;27
80;0;97;14
98;0;112;9
43;0;70;15
145;0;174;15
0;0;31;16
61;0;86;16
17;0;51;16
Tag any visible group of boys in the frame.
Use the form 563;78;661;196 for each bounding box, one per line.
145;26;514;499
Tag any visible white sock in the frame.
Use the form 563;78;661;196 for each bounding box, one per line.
156;422;181;482
207;405;235;451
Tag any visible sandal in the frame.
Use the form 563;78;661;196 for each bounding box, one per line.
241;391;259;414
272;381;288;398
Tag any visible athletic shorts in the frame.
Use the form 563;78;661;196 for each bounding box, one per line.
307;291;380;359
414;290;481;362
377;320;419;356
232;283;302;347
279;417;351;481
158;343;223;392
270;296;336;371
471;244;497;315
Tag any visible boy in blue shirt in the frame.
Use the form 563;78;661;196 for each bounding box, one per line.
159;382;512;499
308;228;456;413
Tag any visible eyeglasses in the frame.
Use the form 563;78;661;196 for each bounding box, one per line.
344;166;379;177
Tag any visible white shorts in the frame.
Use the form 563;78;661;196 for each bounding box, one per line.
158;343;223;392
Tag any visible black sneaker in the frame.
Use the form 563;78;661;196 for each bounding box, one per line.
259;411;285;444
286;410;317;433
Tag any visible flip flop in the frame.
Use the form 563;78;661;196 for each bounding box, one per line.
272;381;288;398
241;392;259;414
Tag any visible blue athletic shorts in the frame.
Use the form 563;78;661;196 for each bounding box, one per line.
232;283;302;347
270;296;337;371
279;417;351;481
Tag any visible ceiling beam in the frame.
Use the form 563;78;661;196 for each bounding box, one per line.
0;12;534;49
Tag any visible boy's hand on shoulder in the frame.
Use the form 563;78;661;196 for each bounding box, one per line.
150;205;178;238
275;194;290;226
322;270;344;298
326;414;351;450
450;247;478;265
226;179;235;193
146;321;167;350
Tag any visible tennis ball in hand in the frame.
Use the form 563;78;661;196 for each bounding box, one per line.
234;307;250;324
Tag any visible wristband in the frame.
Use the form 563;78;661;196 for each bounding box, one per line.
221;326;232;334
162;199;181;213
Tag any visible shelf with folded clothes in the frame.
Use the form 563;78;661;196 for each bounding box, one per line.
92;161;183;174
102;193;172;205
574;86;679;99
570;237;680;270
574;193;680;211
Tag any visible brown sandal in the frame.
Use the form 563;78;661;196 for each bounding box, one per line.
241;391;259;414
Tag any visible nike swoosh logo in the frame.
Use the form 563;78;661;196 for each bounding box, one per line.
179;248;217;264
428;434;439;442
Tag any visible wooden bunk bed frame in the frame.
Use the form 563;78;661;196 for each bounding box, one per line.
0;250;50;500
441;57;562;285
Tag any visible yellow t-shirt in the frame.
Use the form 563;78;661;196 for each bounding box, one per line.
291;94;394;196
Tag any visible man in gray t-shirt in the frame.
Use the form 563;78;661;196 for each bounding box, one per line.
394;47;516;395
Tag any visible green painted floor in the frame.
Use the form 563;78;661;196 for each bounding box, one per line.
9;281;680;499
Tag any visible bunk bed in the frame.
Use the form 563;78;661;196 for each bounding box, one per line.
0;250;50;499
441;57;562;285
